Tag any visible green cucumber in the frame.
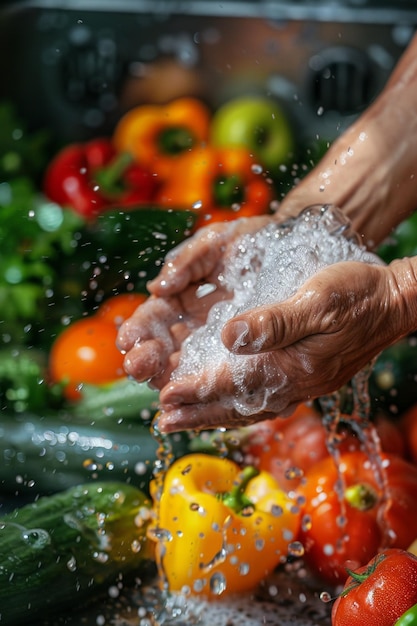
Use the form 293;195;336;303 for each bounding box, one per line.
72;378;160;422
0;410;194;496
0;481;154;625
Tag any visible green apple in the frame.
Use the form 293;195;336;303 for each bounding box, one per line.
210;96;294;174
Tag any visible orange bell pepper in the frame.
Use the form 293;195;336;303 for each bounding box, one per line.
156;145;275;229
112;97;211;180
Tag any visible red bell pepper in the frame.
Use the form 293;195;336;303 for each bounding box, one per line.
43;138;158;219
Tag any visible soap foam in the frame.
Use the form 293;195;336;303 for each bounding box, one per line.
171;204;383;416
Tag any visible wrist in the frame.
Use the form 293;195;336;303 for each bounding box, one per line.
387;256;417;337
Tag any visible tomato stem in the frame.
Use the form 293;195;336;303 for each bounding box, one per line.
345;482;378;511
340;554;387;597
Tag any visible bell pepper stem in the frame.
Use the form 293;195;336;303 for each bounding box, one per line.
220;465;259;513
213;174;244;207
158;126;195;155
95;152;133;194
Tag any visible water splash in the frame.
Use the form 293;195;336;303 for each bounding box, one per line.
319;363;394;550
171;204;384;418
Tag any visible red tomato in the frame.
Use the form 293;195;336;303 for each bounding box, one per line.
372;412;406;458
97;292;148;328
400;404;417;464
332;549;417;626
297;451;417;585
244;406;405;491
49;316;126;401
244;403;329;490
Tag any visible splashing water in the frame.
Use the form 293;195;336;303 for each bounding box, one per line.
171;204;384;417
147;205;392;622
171;204;395;556
319;366;393;550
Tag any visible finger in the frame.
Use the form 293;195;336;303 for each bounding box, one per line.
159;353;295;415
117;296;180;352
221;295;314;354
123;339;170;382
148;216;270;297
147;223;228;296
156;403;280;433
159;367;233;406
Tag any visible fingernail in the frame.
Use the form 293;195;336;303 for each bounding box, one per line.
227;320;250;351
160;385;183;405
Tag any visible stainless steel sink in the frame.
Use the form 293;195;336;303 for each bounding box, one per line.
0;0;416;142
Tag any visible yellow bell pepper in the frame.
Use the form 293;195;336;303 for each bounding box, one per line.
149;453;301;597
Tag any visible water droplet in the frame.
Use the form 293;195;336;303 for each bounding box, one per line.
93;551;109;563
284;466;303;480
251;163;263;174
83;458;98;471
320;590;333;603
210;572;227;595
270;504;284;517
193;578;205;593
108;585;120;598
131;539;142;553
148;526;172;543
255;538;265;551
134;461;147;475
181;463;193;475
240;505;255;517
22;528;51;549
288;541;304;557
67;556;77;571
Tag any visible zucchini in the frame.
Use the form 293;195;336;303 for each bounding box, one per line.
0;481;155;625
0;410;195;496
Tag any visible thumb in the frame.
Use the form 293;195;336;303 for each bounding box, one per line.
221;297;312;354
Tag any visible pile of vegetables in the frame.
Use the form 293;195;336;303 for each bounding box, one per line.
3;94;417;626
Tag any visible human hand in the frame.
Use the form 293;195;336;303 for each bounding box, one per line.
155;259;415;433
117;215;271;388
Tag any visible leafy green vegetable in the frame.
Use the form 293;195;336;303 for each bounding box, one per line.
0;347;64;414
0;179;85;346
0;101;51;181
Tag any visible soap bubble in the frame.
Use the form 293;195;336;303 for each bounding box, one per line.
171;205;383;417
